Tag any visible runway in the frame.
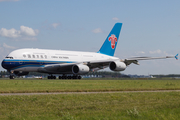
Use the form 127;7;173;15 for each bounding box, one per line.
1;90;180;96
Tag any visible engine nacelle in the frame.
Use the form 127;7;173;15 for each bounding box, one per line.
14;71;29;76
72;64;90;75
109;61;126;71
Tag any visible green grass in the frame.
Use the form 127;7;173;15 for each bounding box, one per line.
0;78;180;93
0;78;180;119
0;92;180;120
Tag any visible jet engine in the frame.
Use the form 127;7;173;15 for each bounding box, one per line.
14;71;29;76
72;64;90;74
109;61;126;71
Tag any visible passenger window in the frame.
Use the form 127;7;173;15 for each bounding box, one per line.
28;54;31;58
23;55;26;58
32;55;35;58
37;55;39;58
45;55;47;59
41;55;43;58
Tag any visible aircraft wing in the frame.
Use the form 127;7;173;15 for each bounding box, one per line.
39;60;114;73
43;63;76;70
122;54;178;66
85;60;114;71
39;54;178;73
38;63;76;74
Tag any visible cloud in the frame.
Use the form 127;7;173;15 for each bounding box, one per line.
0;0;19;2
20;26;38;36
41;21;61;30
149;49;162;54
0;28;20;38
0;26;39;40
3;43;16;49
148;49;171;56
112;17;119;20
92;28;103;33
136;51;145;54
52;23;60;28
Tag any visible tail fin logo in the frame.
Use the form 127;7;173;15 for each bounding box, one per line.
108;34;117;49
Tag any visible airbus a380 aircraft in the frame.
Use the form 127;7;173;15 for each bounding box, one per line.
1;23;178;79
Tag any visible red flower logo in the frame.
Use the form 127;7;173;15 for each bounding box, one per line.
108;34;117;49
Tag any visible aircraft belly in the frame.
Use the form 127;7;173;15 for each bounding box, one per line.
38;65;73;74
14;67;39;72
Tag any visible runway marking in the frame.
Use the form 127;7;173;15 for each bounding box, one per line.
1;90;180;96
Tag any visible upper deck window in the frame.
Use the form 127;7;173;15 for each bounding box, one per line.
23;55;26;58
28;54;31;58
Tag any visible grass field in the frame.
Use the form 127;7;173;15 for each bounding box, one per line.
0;78;180;120
1;92;180;120
0;78;180;93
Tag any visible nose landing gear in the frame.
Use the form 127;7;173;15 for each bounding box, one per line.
9;70;14;79
9;75;14;79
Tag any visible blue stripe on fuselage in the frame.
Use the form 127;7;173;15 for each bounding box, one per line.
1;59;74;70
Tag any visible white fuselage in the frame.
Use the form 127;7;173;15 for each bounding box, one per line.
2;48;119;72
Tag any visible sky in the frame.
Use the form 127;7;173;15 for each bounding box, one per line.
0;0;180;75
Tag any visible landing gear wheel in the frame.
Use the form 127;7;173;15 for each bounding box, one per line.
48;75;56;79
58;75;81;79
78;76;81;79
9;75;14;79
67;76;72;79
62;75;67;79
72;76;77;79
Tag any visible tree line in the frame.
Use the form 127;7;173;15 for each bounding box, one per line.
0;70;180;78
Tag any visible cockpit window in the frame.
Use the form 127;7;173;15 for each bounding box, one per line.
5;57;13;59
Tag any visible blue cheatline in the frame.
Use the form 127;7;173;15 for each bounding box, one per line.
1;59;74;70
98;23;122;56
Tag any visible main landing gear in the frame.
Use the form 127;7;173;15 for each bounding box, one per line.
47;75;56;79
47;75;81;79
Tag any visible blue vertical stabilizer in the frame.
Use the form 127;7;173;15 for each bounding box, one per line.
98;23;122;56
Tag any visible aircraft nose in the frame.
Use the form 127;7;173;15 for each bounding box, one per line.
1;60;8;69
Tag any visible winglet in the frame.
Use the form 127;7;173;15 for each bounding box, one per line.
175;54;178;60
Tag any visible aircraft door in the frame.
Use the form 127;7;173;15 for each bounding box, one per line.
39;55;44;65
